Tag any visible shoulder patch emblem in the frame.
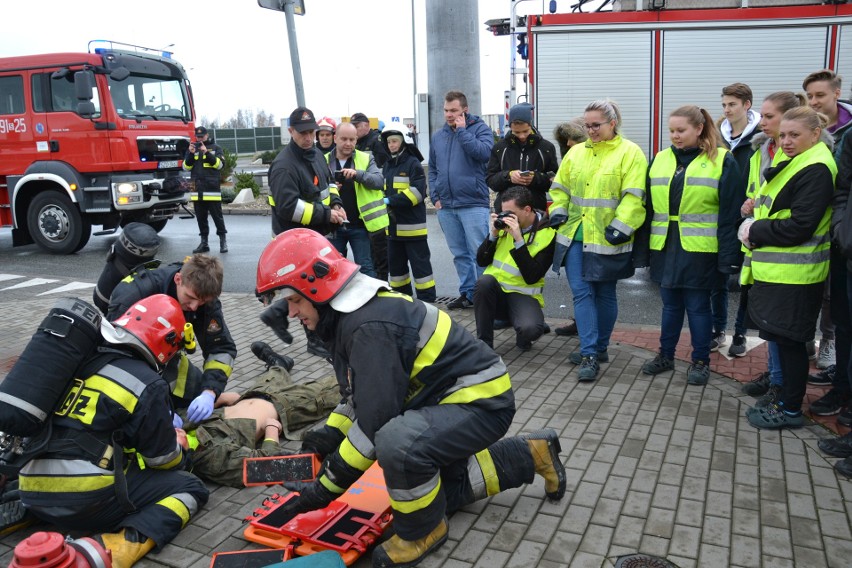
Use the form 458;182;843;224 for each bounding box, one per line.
207;319;222;334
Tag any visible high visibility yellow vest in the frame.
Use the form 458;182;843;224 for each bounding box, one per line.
326;151;389;232
741;144;786;284
747;142;836;285
483;223;556;307
648;148;727;253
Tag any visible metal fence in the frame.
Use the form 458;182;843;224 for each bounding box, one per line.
210;126;282;155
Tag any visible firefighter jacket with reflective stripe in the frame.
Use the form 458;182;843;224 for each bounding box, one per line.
481;214;556;307
314;291;514;498
383;148;428;240
548;135;647;280
649;148;727;253
106;265;236;397
183;142;224;201
19;355;187;505
325;150;389;233
747;142;836;285
268;141;343;235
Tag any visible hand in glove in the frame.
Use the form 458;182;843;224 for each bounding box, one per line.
172;412;183;429
281;479;337;515
604;224;631;245
549;213;567;228
300;429;344;461
186;391;215;423
260;300;293;344
738;218;756;249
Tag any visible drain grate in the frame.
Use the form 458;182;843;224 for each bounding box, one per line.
614;554;680;568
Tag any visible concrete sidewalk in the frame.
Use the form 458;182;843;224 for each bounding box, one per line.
0;293;850;568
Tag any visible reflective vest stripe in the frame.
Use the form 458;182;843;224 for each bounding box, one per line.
622;187;645;199
583;241;632;254
471;449;501;499
327;151;389;232
483;225;555;306
572;196;619;208
411;308;450;377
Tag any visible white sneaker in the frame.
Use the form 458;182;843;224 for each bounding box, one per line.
817;339;836;370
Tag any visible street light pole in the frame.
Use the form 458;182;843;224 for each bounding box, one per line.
283;0;306;107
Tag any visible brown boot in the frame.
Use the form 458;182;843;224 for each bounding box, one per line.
372;517;448;568
521;428;566;500
95;527;155;568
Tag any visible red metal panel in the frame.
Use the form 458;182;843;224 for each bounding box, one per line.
652;29;663;157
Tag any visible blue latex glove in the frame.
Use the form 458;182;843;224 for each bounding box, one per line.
383;197;390;205
172;412;183;429
186;391;215;423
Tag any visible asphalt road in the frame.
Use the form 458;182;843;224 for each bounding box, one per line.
0;213;742;326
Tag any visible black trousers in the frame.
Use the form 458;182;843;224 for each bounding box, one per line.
370;230;388;282
194;200;227;237
830;247;852;395
388;238;436;302
474;274;546;347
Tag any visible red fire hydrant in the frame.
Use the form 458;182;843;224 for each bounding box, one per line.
10;531;112;568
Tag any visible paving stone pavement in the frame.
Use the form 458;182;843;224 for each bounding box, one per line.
1;293;851;568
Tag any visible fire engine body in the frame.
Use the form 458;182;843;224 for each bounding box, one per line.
526;2;852;158
0;44;195;254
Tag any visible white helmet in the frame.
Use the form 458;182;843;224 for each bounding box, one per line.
381;121;413;146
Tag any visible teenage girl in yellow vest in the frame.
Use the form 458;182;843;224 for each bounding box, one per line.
740;106;836;429
639;106;743;385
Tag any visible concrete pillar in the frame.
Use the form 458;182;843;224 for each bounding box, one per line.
426;0;482;138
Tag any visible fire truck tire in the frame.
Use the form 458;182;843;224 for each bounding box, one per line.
27;192;92;254
147;219;168;233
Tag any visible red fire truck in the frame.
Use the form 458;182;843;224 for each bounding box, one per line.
0;41;195;254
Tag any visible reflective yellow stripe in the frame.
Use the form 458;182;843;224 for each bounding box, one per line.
411;310;451;378
86;375;138;414
389;478;442;514
319;474;346;494
327;413;353;435
186;431;200;450
197;195;222;201
267;195;276;206
203;359;233;378
172;354;189;398
475;449;501;496
440;373;512;405
157;496;191;525
147;450;183;470
338;438;374;472
20;474;114;492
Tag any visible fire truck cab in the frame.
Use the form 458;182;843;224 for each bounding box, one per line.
0;41;195;254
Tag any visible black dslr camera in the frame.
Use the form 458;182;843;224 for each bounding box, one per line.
494;211;514;230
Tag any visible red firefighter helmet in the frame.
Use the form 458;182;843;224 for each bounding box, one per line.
102;294;186;370
256;228;359;305
317;117;337;132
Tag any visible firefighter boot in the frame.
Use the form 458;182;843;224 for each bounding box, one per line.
193;237;210;254
251;340;294;372
372;517;448;568
219;235;228;253
520;428;566;500
95;527;155;568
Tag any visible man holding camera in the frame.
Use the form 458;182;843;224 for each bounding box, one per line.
324;121;387;277
184;126;227;253
474;186;556;351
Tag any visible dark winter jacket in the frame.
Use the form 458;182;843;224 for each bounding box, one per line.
476;212;555;283
428;113;494;208
748;160;835;342
641;147;743;289
832;129;852;270
268;141;342;235
183;141;224;198
356;129;390;169
383;146;428;240
486;128;559;212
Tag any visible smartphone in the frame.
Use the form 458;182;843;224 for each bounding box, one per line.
519;170;533;176
334;170;346;183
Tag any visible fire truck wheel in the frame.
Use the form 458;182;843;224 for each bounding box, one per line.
27;192;92;254
146;220;168;233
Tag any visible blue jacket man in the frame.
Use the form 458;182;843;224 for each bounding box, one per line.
428;91;494;309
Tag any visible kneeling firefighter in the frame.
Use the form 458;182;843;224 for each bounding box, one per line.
255;229;567;568
16;295;209;568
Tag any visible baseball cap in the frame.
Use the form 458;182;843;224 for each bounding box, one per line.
195;126;208;137
289;107;320;132
350;112;369;124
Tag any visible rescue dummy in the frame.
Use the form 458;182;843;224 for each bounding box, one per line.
255;229;568;568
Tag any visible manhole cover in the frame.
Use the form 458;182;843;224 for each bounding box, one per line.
614;554;680;568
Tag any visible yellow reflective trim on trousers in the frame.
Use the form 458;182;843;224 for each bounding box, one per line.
203;359;233;378
86;375;138;414
267;195;276;206
148;450;183;470
196;195;222;201
414;279;435;290
389;477;442;514
157;496;191;526
440;373;512;405
20;474;115;492
411;310;452;378
172;353;190;398
338;437;374;472
319;474;347;494
475;449;501;497
327;412;353;435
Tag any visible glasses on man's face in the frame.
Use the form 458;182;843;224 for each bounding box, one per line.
584;122;607;131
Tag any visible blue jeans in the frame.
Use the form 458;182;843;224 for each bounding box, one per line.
437;207;489;301
659;287;712;363
768;341;783;386
564;240;618;355
329;225;376;277
711;287;728;334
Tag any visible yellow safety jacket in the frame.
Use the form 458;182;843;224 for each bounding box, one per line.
484;226;556;307
549;135;647;255
648;148;727;253
746;142;836;285
741;143;786;283
325;150;389;233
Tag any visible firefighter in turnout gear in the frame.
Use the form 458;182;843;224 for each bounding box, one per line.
107;254;236;422
18;295;209;568
255;229;567;568
184;126;228;253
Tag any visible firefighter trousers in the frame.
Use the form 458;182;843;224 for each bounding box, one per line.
387;238;436;302
26;464;208;549
374;402;535;541
370;230;389;282
195;200;227;237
